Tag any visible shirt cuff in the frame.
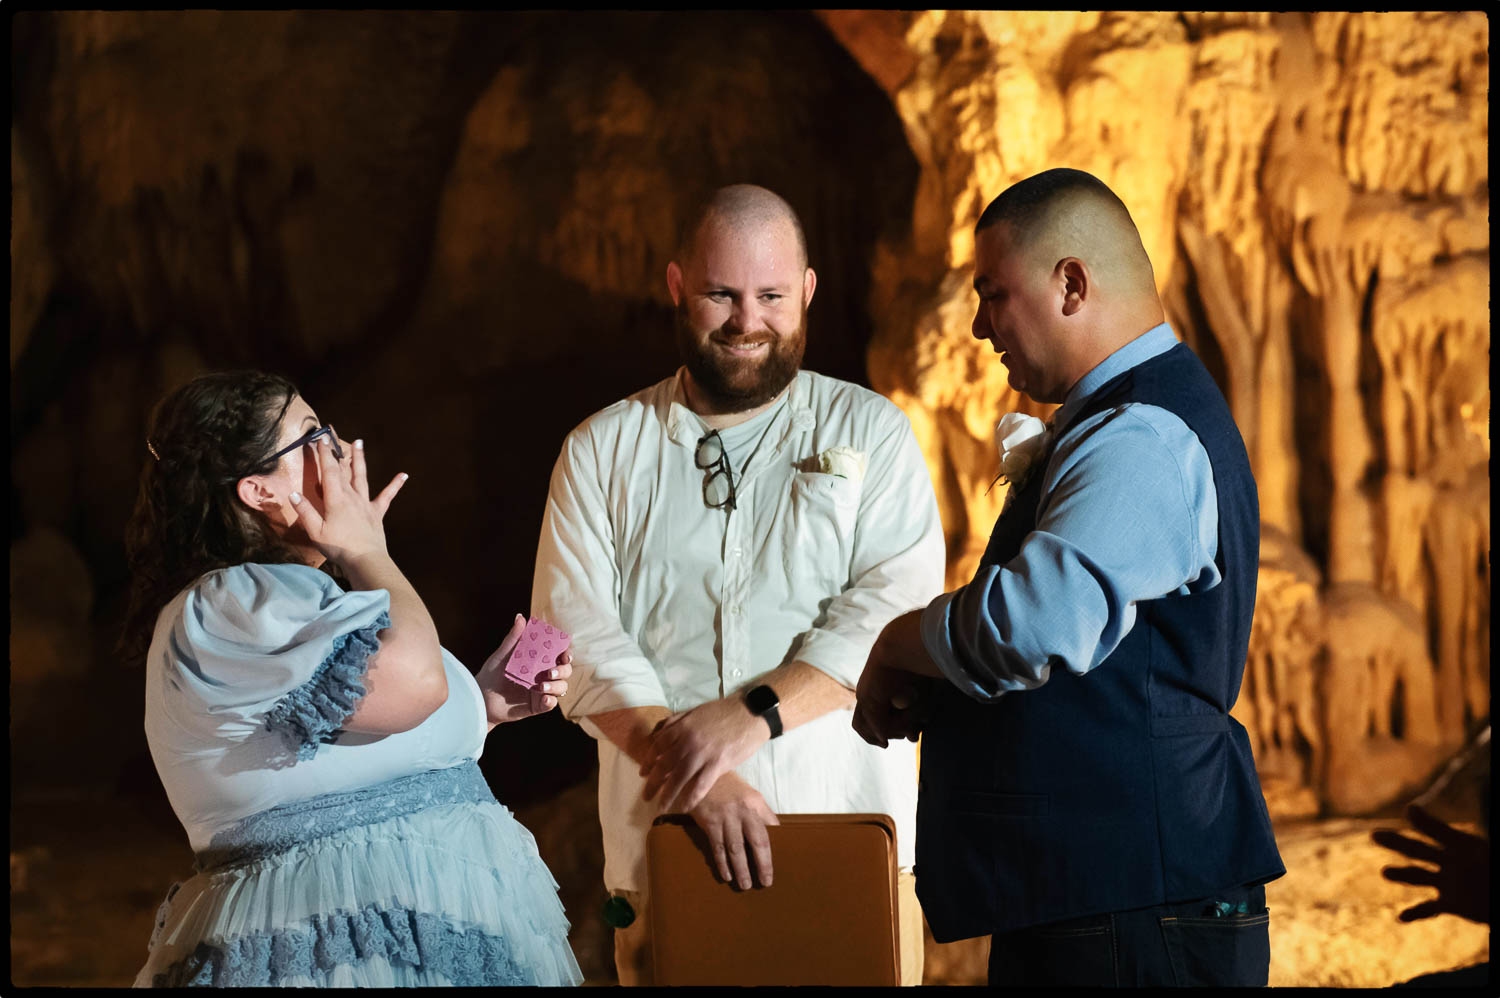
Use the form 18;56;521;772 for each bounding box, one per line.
920;590;1000;702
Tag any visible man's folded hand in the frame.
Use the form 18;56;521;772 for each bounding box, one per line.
640;696;769;812
853;610;941;747
689;772;781;890
854;662;934;747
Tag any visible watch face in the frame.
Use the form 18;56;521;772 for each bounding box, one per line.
746;685;778;714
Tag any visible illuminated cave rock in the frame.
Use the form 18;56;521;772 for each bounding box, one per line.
1240;525;1324;813
8;9;1492;987
824;10;1489;819
11;5;1488;821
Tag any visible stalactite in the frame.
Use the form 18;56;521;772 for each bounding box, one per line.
832;10;1488;820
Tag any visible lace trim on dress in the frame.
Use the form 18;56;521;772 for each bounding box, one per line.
262;610;391;760
150;901;536;987
195;761;494;871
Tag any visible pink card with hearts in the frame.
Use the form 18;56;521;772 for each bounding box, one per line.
504;617;571;689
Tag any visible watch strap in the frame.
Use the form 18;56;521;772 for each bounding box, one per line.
760;702;783;739
745;684;783;739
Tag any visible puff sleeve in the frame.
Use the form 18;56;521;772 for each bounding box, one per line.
163;563;392;760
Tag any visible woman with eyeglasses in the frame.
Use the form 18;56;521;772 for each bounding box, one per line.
122;371;582;987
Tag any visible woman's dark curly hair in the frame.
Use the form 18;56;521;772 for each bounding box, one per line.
120;370;310;664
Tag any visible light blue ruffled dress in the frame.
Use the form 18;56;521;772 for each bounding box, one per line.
134;563;583;987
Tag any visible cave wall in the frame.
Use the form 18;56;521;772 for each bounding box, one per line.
9;7;915;787
10;11;917;982
820;10;1490;817
8;9;1491;985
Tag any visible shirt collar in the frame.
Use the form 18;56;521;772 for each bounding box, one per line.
666;368;815;448
1052;321;1178;431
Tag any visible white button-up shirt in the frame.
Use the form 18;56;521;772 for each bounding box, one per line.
532;368;946;892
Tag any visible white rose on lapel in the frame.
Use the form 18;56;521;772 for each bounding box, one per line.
995;412;1048;485
817;446;868;484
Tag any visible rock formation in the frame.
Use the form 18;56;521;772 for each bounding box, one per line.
9;10;1491;985
821;9;1489;820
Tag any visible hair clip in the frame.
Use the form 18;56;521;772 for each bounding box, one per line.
147;439;162;462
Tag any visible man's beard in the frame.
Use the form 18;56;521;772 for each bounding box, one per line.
675;303;806;415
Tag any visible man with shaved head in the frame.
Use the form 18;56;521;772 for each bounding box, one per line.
854;169;1285;986
534;184;944;984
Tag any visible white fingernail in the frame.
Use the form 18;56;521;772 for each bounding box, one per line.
355;439;364;450
290;492;302;503
400;473;409;480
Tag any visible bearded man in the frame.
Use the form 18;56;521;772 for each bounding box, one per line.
532;184;944;985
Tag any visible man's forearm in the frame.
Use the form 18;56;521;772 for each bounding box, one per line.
753;660;855;732
881;609;946;677
584;704;674;765
588;662;849;754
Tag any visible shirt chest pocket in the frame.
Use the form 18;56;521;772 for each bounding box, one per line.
782;472;860;588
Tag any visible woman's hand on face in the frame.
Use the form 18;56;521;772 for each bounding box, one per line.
476;613;572;726
288;436;407;570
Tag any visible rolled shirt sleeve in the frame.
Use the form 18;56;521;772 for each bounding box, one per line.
921;403;1220;701
796;415;947;689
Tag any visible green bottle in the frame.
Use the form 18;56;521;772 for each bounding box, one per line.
602;895;636;928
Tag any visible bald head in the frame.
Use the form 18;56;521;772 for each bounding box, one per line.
678;184;809;270
976;168;1157;302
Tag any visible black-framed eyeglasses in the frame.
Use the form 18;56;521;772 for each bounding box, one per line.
695;430;737;511
233;424;342;481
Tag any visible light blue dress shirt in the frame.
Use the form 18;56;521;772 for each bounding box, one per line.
920;323;1223;701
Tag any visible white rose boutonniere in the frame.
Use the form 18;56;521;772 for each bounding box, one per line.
817;445;868;484
994;412;1049;487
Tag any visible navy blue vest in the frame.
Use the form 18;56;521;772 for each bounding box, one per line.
915;343;1285;942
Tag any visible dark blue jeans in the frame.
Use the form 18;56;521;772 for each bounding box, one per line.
987;884;1270;987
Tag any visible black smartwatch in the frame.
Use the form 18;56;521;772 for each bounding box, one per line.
744;684;783;739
